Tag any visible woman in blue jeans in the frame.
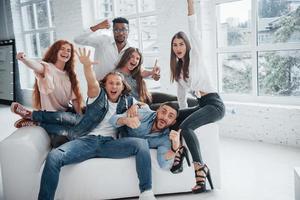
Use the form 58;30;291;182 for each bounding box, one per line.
168;0;225;194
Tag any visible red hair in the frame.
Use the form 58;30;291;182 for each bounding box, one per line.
32;40;83;112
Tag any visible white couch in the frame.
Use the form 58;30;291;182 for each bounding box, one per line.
0;123;220;200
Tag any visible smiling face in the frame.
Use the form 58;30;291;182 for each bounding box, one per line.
56;43;72;63
172;38;187;60
104;74;124;102
125;51;141;71
113;23;129;44
154;105;177;131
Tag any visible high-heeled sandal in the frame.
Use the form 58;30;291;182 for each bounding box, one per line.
170;145;191;174
192;163;214;193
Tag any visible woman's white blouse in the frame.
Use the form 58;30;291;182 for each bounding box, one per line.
177;14;217;109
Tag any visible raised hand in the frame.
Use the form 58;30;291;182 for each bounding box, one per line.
16;52;26;61
164;130;181;160
187;0;195;16
75;48;98;67
151;59;161;81
75;48;100;98
91;19;110;32
169;130;181;151
98;19;110;29
16;52;45;74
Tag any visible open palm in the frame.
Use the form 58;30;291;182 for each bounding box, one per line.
75;48;98;67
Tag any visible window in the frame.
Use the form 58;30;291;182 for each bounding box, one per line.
19;0;55;88
94;0;159;89
258;50;300;97
216;0;300;105
219;52;252;94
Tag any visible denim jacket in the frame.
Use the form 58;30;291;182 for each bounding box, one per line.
110;105;174;169
61;88;134;140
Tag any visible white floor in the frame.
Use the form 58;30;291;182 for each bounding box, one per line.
0;104;300;200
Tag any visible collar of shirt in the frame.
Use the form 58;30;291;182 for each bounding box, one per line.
111;39;131;54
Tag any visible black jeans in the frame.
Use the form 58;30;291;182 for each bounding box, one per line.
149;92;198;110
175;93;225;163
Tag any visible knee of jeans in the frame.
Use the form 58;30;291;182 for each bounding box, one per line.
46;149;64;165
134;138;149;150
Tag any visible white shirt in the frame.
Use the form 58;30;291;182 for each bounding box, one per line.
177;15;217;109
74;29;131;81
88;99;118;138
36;62;75;111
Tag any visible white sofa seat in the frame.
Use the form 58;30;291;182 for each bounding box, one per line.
0;123;220;200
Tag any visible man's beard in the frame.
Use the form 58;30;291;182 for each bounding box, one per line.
152;120;160;132
115;38;125;44
154;119;167;131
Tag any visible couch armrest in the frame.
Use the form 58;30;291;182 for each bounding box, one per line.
0;126;51;200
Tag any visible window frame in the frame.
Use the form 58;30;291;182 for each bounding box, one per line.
92;0;159;66
18;0;55;89
215;0;300;106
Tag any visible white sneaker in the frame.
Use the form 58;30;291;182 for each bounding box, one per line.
139;190;156;200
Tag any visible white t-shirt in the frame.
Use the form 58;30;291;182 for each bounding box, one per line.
36;62;75;111
88;98;118;138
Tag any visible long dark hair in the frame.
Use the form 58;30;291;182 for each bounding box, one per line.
115;47;152;103
170;31;191;83
33;40;83;112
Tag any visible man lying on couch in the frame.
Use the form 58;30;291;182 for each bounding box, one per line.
110;102;181;170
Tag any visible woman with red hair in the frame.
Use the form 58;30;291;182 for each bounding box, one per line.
13;40;84;127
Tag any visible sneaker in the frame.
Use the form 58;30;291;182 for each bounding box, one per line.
14;119;37;128
11;102;32;119
139;190;156;200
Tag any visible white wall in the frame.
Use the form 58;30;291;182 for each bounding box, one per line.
221;103;300;147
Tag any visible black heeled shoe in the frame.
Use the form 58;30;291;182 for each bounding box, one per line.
192;163;214;193
170;146;191;174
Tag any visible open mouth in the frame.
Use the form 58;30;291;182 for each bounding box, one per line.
60;54;69;59
128;62;137;70
109;91;118;96
158;119;167;126
176;52;182;57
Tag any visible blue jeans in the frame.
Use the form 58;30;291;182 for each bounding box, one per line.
32;111;83;138
32;110;82;126
34;90;108;139
38;135;152;200
177;93;225;163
